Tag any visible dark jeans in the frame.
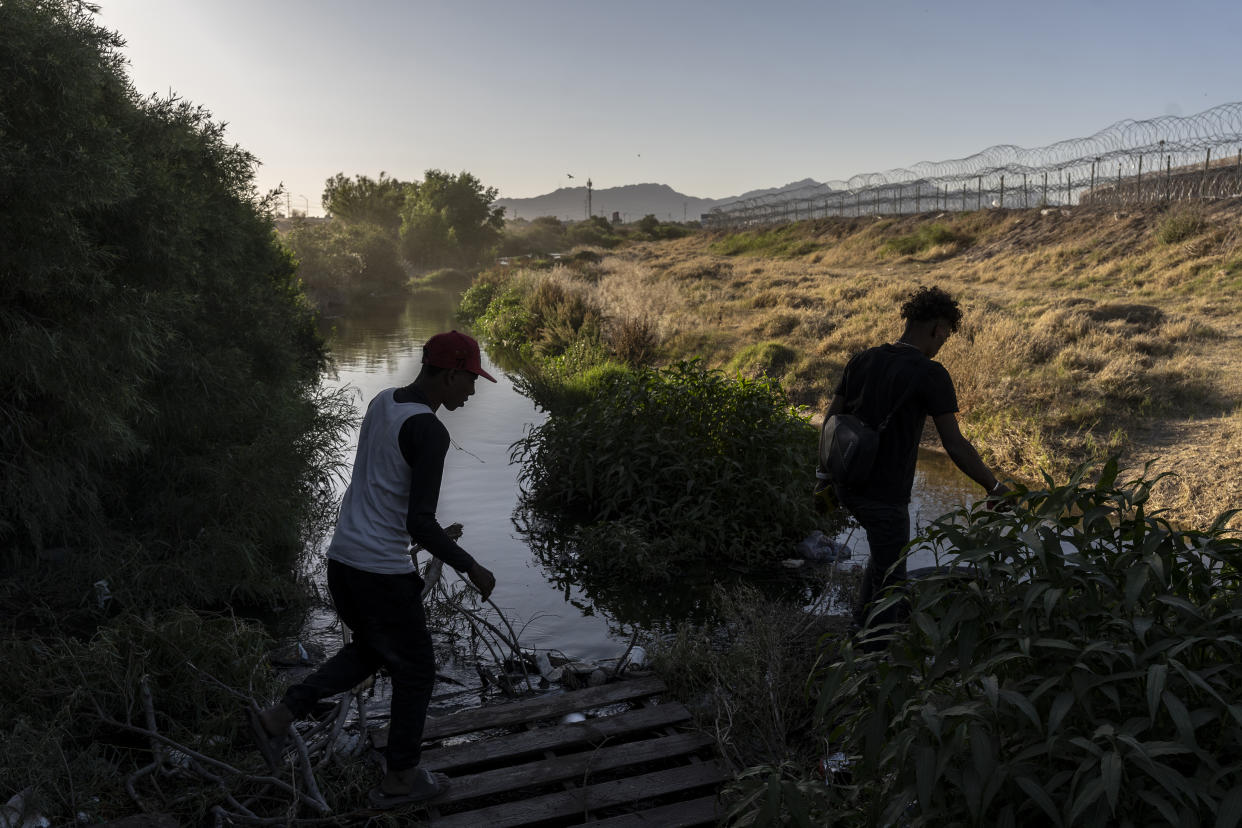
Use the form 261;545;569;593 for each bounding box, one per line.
843;494;911;632
283;559;435;772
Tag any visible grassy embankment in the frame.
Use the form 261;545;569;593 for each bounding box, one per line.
532;201;1242;527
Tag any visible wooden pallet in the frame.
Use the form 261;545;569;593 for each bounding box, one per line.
382;675;724;826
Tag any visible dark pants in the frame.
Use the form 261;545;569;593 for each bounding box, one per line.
843;494;911;632
283;559;435;772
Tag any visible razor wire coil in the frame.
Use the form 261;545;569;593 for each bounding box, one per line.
703;101;1242;227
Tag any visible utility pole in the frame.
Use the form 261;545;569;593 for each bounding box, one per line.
586;178;593;219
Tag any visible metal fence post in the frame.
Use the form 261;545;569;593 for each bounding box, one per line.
1201;148;1212;197
1043;172;1048;206
1136;155;1143;203
999;175;1005;208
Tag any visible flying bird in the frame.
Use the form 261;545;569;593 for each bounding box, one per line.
567;173;574;179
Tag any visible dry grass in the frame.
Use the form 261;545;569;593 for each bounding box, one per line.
583;199;1242;526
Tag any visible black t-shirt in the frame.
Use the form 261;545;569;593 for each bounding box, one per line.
833;344;958;503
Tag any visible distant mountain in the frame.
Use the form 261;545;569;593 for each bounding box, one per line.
495;179;832;223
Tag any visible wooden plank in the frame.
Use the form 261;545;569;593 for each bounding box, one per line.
436;731;716;805
421;703;692;772
431;761;725;828
422;676;667;741
585;794;723;827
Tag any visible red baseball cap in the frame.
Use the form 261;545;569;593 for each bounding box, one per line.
422;330;497;382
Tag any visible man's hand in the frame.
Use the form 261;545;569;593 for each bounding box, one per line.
467;562;496;601
984;481;1012;512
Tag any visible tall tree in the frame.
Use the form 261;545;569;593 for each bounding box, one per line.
0;0;347;606
400;169;505;268
321;171;408;234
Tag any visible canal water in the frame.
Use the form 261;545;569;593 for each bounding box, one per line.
311;282;985;664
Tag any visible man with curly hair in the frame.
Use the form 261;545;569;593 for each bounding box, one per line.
818;286;1007;638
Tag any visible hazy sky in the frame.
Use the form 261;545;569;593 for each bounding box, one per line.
94;0;1239;215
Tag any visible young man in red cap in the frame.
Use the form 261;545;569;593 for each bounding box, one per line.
251;330;498;808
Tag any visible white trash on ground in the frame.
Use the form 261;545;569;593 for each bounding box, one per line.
797;530;851;562
1;789;50;828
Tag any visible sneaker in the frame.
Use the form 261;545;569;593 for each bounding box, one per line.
367;766;451;809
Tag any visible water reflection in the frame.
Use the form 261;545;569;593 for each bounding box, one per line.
515;503;848;637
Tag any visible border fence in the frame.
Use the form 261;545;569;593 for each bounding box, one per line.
702;102;1242;228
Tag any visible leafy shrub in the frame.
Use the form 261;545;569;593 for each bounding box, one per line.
1157;208;1206;245
512;344;629;413
636;214;693;240
498;216;567;256
0;0;351;614
282;218;406;305
727;341;798;378
566;216;623;248
464;269;605;367
513;361;821;582
880;222;970;256
711;226;818;257
456;268;509;323
808;459;1242;826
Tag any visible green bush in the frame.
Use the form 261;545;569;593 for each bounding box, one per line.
1157;208;1206;245
727;340;799;378
498;216;567;256
0;0;353;618
282;218;407;305
710;225;819;257
880;222;970;256
513;361;822;582
0;4;362;821
566;216;623;248
806;459;1242;826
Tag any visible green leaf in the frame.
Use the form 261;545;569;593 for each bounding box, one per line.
981;674;999;710
1069;775;1104;824
1161;690;1196;745
1048;691;1075;735
1101;751;1122;814
1146;664;1167;723
1125;564;1150;606
1137;757;1193;804
1216;786;1242;828
1016;775;1063;825
915;744;936;810
1043;588;1065;620
1034;637;1078;652
1000;689;1042;729
1138;789;1181;824
1155;594;1203;619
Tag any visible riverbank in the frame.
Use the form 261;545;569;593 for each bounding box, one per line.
573;201;1242;527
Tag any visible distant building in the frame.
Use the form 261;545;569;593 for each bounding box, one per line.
611;211;621;223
